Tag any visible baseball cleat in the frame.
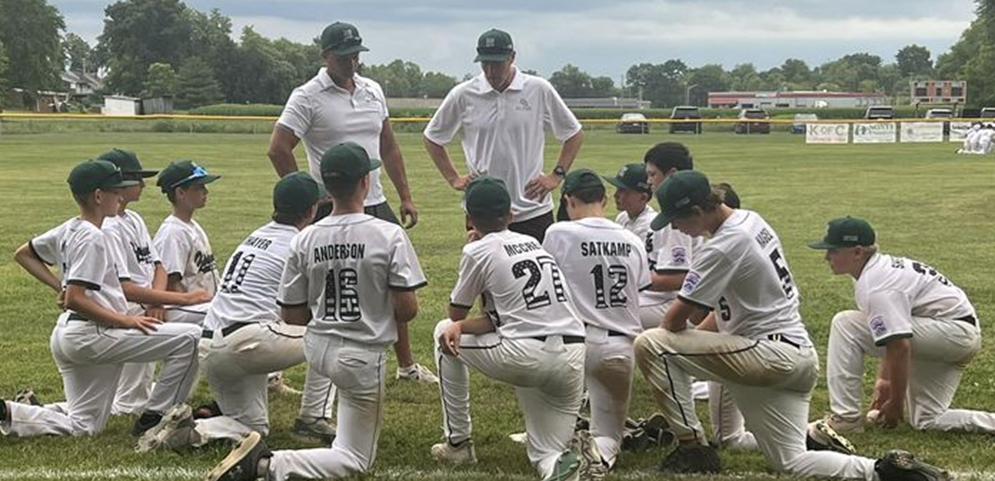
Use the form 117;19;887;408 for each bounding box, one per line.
571;430;607;480
205;431;272;481
135;404;200;453
642;412;674;446
431;439;477;465
545;450;581;481
875;450;951;481
396;363;439;384
131;410;163;437
657;443;721;474
291;417;336;445
508;431;528;444
621;427;651;453
13;388;42;406
807;419;857;455
823;413;864;434
267;373;301;396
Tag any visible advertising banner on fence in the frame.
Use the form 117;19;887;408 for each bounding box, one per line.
853;122;897;143
902;122;944;143
949;122;973;142
806;123;850;144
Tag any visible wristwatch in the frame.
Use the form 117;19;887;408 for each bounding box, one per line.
552;165;567;178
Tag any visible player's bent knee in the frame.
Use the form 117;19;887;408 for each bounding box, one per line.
433;318;453;342
830;310;864;329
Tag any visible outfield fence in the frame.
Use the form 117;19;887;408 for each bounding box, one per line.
0;113;989;143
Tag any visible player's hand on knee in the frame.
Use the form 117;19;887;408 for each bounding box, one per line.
184;289;213;305
145;305;166;320
123;315;163;335
440;324;463;357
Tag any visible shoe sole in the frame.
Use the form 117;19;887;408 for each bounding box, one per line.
546;452;581;481
290;430;336;445
136;404;193;453
205;431;262;481
809;421;857;455
14;389;41;407
885;451;952;481
572;431;606;480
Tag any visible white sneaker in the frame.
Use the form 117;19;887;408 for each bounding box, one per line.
135;404;201;452
824;413;864;434
431;439;477;464
268;373;302;395
509;431;528;444
396;363;439;384
571;430;607;480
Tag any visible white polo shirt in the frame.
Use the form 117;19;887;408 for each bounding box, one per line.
424;68;582;221
277;70;388;207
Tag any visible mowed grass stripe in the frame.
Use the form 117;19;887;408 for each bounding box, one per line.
0;130;992;480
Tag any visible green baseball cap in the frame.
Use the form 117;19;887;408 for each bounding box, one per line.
604;163;651;194
320;141;381;182
273;171;321;215
808;216;876;249
97;148;158;178
650;170;712;231
156;160;220;193
562;168;604;195
321;22;369;56
67;160;140;196
474;29;514;62
465;176;511;219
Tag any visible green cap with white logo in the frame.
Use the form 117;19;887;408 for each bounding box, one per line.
67;160;139;196
604;163;652;194
808;216;876;249
321;22;369;56
650;170;711;231
474;29;514;62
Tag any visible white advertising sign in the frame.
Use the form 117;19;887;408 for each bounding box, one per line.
805;123;850;144
853;122;897;143
949;122;973;142
901;122;943;143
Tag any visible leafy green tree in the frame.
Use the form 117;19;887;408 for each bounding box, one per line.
0;0;65;92
176;56;221;107
626;59;686;108
0;38;9;103
223;27;297;104
780;58;811;85
99;0;192;95
684;64;728;105
422;71;457;98
550;64;594;98
142;62;177;97
590;76;617;97
895;44;932;78
62;33;93;73
729;63;763;91
363;59;424;97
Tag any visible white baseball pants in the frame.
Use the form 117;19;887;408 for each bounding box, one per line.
434;319;586;479
267;332;387;481
827;310;993;433
112;303;156;415
584;325;634;468
202;322;334;438
1;312;200;437
634;328;878;480
638;301;672;331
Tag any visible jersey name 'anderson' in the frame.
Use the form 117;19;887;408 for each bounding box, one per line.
581;241;633;257
313;243;366;262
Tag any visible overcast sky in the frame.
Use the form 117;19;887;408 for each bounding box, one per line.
54;0;977;79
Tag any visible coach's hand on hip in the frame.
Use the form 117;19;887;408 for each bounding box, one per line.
525;172;561;200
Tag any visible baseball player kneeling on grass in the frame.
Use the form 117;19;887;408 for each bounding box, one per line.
543;169;650;472
431;176;598;481
135;172;338;453
206;141;427;481
808;216;994;436
1;160;200;439
633;170;950;481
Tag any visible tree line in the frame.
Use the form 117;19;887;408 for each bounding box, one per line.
1;0;993;109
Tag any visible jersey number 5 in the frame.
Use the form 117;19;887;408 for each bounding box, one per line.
512;255;567;310
324;268;360;322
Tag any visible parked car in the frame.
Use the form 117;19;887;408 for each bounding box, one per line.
617;112;650;134
981;107;995;119
925;108;954;134
669;106;702;134
792;113;818;134
864;106;895;120
735;108;770;134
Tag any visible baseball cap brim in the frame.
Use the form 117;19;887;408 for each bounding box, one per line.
474;52;513;62
602;175;647;192
329;44;369;56
808;240;843;249
177;174;221;188
129;169;159;178
650;211;678;231
368;158;383;171
107;179;141;189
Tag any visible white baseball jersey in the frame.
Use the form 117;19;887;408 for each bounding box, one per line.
451;230;585;339
103;210;159;288
679;210;811;346
31;217;126;282
61;219;130;316
640;225;702;306
279;213;426;347
854;253;977;345
154;215;219;295
424;69;582;221
614;205;656;244
543;217;650;337
277;70;387;206
204;222;299;331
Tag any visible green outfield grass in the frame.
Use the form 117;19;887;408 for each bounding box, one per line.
0;130;993;480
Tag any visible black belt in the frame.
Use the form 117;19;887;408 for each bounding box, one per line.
531;335;585;344
767;334;802;349
955;315;977;326
67;313;88;322
607;329;628;337
202;322;252;339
